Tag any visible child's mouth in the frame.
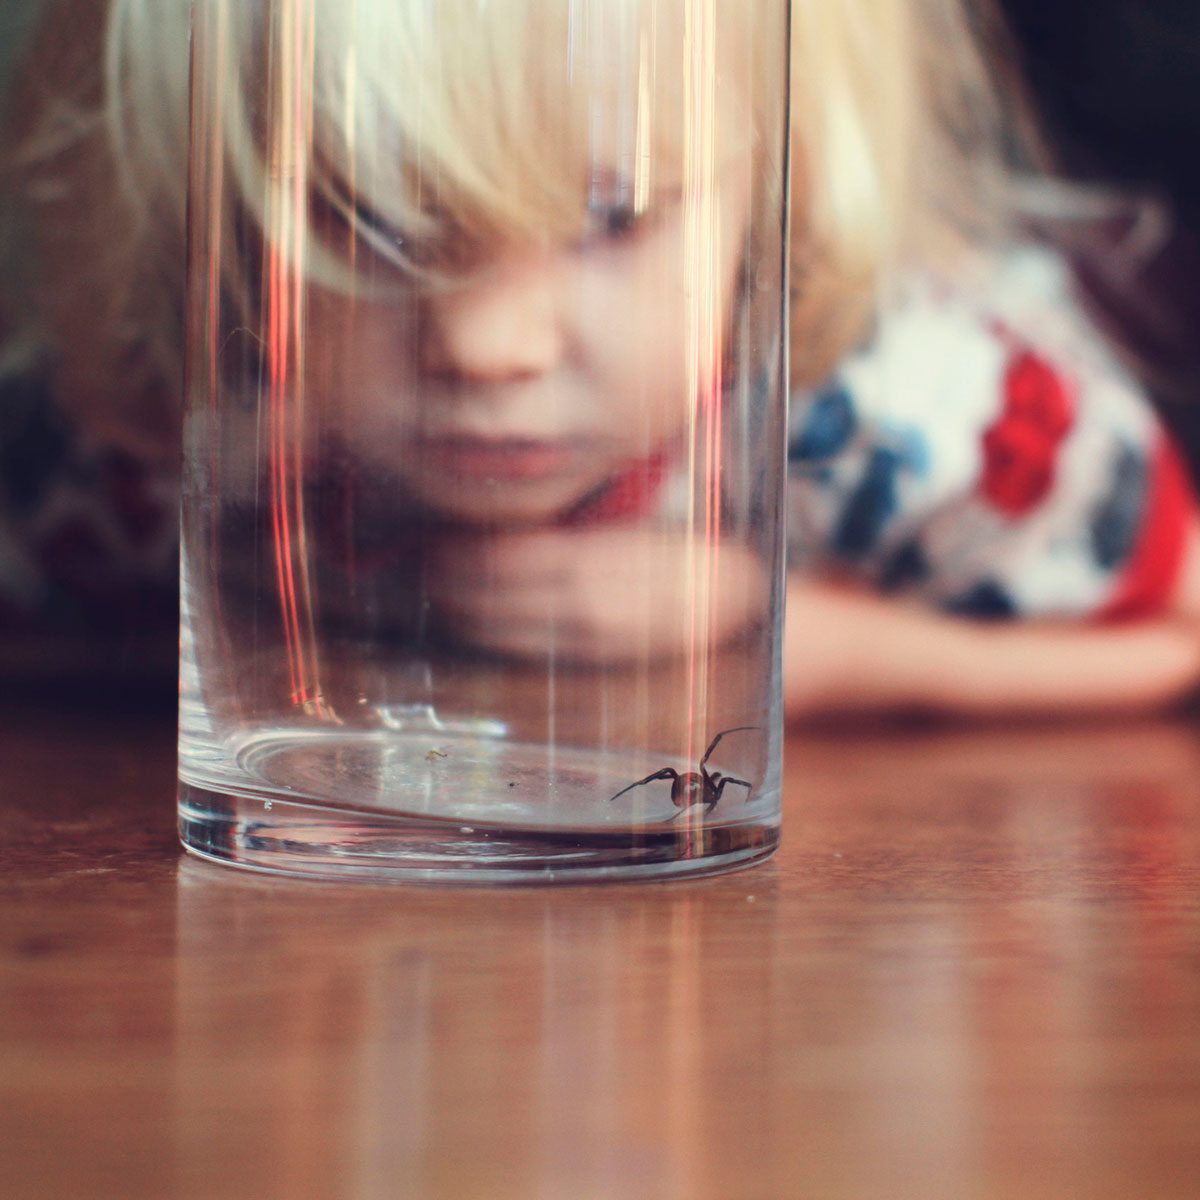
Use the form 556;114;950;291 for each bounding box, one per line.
416;437;582;482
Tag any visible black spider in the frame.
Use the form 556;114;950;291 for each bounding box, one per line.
608;726;758;819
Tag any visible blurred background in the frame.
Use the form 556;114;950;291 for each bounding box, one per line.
1;0;1199;707
1002;1;1200;460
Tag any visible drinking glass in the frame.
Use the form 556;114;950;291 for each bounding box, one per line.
179;0;791;881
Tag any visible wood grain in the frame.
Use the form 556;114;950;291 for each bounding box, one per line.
3;705;1200;1199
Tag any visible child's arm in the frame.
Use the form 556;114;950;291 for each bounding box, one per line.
428;515;1200;717
784;546;1200;719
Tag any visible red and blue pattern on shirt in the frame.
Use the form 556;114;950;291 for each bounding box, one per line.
786;249;1193;620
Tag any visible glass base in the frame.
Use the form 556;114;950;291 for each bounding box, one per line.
178;730;779;883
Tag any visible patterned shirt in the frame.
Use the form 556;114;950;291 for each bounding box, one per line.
786;248;1192;619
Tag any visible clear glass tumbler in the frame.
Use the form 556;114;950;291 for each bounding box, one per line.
179;0;791;881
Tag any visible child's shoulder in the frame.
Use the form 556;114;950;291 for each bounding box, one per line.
893;244;1118;366
818;243;1154;446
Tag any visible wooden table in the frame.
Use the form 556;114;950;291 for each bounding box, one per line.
3;703;1200;1199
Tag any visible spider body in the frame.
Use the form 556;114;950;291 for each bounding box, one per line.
609;726;758;819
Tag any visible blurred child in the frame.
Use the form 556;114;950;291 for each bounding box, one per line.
6;0;1200;719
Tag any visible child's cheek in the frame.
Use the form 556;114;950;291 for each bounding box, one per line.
303;292;425;431
567;248;690;411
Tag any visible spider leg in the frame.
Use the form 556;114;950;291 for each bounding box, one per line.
706;774;753;814
609;767;679;803
700;726;760;770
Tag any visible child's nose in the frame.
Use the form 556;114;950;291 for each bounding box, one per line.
421;253;563;382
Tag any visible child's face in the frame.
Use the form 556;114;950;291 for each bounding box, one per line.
301;46;756;525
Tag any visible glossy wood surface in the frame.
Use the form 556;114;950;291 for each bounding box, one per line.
3;704;1200;1199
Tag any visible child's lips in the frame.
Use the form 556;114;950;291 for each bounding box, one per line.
417;437;583;482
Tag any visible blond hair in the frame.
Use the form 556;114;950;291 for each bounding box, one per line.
180;2;782;295
8;0;1031;454
789;0;1029;380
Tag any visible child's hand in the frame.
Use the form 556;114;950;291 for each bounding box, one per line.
783;569;1200;721
428;526;767;664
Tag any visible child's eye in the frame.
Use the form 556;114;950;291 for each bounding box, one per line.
343;200;447;271
587;200;645;242
584;168;656;245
